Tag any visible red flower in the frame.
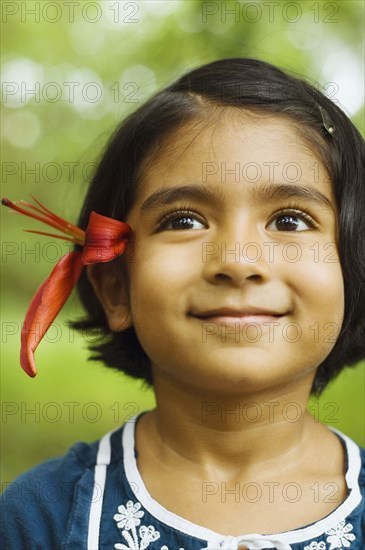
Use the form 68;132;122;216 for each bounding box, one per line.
2;195;131;377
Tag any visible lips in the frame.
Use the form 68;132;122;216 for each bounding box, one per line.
190;306;286;328
192;307;284;318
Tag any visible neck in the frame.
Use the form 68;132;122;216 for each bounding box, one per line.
141;372;320;479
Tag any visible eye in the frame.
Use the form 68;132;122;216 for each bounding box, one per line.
267;209;317;232
157;209;206;231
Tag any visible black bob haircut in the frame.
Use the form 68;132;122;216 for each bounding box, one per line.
72;57;365;395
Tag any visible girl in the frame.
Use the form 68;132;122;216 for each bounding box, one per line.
1;58;364;550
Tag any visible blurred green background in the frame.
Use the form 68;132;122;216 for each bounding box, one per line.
1;0;364;484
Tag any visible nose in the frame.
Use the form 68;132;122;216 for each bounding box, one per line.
202;222;270;287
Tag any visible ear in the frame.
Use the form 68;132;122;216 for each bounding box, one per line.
86;263;133;332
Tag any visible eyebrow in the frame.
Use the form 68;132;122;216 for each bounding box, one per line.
140;183;335;214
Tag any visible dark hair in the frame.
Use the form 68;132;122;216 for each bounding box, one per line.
71;58;365;395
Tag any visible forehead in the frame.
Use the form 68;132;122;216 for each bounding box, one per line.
137;112;334;203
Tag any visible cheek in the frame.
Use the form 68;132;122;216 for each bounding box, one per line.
309;254;344;305
128;239;202;293
126;258;182;360
126;244;195;322
289;250;345;335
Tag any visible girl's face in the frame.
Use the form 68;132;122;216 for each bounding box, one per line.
123;113;344;395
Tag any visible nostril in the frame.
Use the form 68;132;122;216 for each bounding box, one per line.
215;272;262;282
215;273;231;281
247;273;261;280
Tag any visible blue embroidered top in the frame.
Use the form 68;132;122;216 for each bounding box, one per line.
1;414;364;550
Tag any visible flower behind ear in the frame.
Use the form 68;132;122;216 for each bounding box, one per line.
82;211;130;264
2;195;131;377
20;251;84;377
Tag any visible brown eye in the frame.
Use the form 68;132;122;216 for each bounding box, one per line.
275;215;300;231
267;209;316;232
170;216;197;230
158;210;206;231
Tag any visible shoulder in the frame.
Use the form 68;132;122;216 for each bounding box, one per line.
1;436;99;504
0;425;125;549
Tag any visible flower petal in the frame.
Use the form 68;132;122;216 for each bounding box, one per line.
82;211;131;264
21;251;84;377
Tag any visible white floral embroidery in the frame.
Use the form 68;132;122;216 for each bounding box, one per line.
161;547;185;550
303;520;356;550
325;521;356;549
304;542;326;550
114;500;162;550
114;501;145;530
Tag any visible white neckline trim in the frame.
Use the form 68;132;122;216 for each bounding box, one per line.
122;415;362;547
87;428;116;550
